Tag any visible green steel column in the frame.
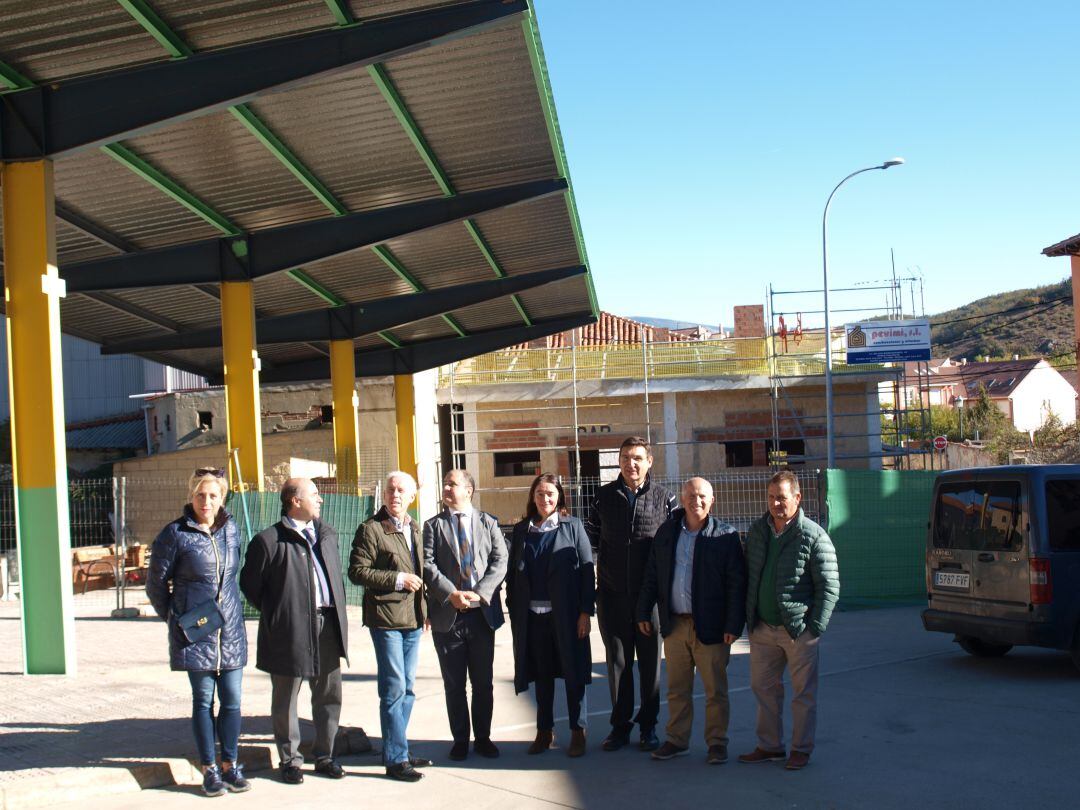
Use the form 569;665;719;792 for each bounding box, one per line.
2;160;77;674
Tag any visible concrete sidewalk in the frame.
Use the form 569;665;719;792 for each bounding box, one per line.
2;602;1078;809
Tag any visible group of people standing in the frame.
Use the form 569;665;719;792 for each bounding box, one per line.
146;436;839;797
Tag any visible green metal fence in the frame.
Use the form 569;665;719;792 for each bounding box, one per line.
226;489;375;613
826;469;936;608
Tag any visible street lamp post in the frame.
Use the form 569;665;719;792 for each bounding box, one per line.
957;395;965;440
822;157;905;468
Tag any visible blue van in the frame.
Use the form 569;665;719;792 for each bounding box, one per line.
922;465;1080;670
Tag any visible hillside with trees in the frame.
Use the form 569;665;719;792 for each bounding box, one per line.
929;278;1072;361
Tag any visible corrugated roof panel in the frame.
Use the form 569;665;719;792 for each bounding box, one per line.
67;417;145;450
54;149;222;249
149;0;330;52
469;194;580;275
351;0;459;22
107;286;221;331
450;297;521;332
60;295;169;343
259;342;325;365
380;221;490;291
355;333;387;351
243;70;445;213
253;273;333;315
0;0;166;83
379;22;558;194
302;250;415;304
55;219;121;265
390;315;457;344
119;111;331;233
515;275;592;322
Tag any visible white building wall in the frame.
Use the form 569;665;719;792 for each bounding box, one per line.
1008;362;1077;433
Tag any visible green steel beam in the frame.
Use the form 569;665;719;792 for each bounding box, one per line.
372;245;467;337
116;0;192;57
322;0;356;26
464;219;532;325
368;61;533;326
115;0;405;349
522;5;599;318
286;269;344;306
0;59;34;92
367;63;454;196
228;105;348;217
101;143;240;235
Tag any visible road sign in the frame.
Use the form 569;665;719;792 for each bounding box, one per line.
933;435;948;451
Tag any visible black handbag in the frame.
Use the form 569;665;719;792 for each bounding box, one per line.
177;598;225;643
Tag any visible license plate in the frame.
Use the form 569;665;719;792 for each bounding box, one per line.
934;570;970;590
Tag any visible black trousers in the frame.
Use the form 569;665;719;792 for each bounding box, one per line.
528;611;585;732
270;610;344;768
597;589;660;735
432;608;496;743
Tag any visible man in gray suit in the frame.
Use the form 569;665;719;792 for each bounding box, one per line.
422;469;508;762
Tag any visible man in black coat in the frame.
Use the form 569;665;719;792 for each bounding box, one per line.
585;436;676;752
240;478;350;785
637;477;747;765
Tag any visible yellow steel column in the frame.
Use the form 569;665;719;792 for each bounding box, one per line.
2;160;76;674
221;281;264;490
330;339;360;493
394;374;418;481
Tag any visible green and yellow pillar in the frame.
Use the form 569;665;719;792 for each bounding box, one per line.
394;374;418;482
2;160;76;674
330;339;360;493
221;281;264;490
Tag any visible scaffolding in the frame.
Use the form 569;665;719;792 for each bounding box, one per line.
766;265;933;469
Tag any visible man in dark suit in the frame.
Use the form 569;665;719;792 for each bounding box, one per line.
423;469;508;761
240;478;349;785
637;477;747;765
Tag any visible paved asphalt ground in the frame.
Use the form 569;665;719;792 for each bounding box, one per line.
2;602;1077;809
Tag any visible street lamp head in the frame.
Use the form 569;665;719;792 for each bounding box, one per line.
881;157;905;169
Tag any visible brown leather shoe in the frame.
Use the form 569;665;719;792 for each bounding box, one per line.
737;747;787;764
785;751;810;770
567;729;587;758
527;729;555;755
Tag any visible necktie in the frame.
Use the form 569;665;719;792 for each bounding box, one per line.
456;512;474;587
304;527;333;608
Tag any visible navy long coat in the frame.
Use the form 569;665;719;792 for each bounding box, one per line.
507;514;595;695
146;507;248;672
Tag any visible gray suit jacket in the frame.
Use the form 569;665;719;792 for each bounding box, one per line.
423;507;508;633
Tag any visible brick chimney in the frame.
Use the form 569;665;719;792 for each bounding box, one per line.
733;305;766;338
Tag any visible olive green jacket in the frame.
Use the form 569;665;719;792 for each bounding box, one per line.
348;506;427;631
745;508;839;639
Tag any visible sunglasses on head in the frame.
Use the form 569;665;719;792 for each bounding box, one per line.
195;467;226;478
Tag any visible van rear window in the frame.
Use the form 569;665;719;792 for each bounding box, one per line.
933;481;1022;551
1045;480;1080;551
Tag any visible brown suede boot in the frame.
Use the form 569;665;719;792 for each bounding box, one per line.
567;729;586;758
528;729;555;755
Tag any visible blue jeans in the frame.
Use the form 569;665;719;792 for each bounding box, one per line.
188;668;243;766
370;628;421;765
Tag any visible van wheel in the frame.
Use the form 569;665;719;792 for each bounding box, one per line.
956;635;1012;657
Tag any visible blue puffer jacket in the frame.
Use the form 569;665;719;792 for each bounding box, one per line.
146;506;248;672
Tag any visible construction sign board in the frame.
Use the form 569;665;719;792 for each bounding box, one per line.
845;319;931;364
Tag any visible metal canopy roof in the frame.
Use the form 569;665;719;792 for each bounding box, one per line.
0;0;598;382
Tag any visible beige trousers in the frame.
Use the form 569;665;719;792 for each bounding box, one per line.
749;622;820;754
663;615;731;748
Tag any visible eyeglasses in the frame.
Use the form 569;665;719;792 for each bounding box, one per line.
195;467;226;478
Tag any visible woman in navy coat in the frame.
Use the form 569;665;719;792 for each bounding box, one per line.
146;468;249;797
507;474;595;758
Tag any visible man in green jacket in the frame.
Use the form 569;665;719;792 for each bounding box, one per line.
738;471;839;772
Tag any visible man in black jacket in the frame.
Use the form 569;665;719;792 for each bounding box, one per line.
240;478;350;785
585;436;676;752
637;477;747;765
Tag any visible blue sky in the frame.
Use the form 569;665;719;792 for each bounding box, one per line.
534;1;1080;328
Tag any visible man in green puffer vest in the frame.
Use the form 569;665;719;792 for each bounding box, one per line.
737;470;839;772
